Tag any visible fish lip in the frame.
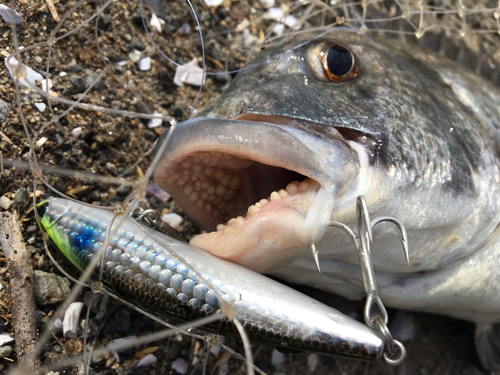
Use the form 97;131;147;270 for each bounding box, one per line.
153;116;360;263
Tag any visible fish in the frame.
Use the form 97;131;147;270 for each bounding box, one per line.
152;28;500;370
37;197;386;361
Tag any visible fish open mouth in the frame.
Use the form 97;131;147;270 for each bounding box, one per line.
153;116;359;270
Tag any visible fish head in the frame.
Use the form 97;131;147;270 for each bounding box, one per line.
153;29;484;275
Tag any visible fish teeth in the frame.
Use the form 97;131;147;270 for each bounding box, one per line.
189;191;199;202
286;181;299;194
248;205;259;215
223;226;234;236
270;191;280;201
216;185;226;196
184;185;193;195
278;189;288;198
299;180;310;192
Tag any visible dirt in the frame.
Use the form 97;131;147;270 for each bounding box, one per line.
0;0;500;374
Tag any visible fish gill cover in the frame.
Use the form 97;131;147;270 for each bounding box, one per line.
1;0;500;374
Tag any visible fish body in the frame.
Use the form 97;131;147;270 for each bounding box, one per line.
153;29;500;368
39;197;385;361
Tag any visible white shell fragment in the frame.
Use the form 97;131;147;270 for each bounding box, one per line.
161;212;183;230
203;0;224;7
272;23;285;36
34;103;46;112
35;137;48;148
138;57;151;71
267;7;299;28
0;333;14;346
307;353;319;373
150;13;162;33
63;302;84;338
271;348;285;370
0;4;23;25
171;358;188;373
41;78;52;92
259;0;275;8
137;354;157;367
5;57;43;89
174;58;205;87
147;113;163;128
72;127;82;137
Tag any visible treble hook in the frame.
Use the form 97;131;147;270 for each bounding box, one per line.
325;195;410;365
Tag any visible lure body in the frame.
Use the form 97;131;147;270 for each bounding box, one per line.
39;197;384;361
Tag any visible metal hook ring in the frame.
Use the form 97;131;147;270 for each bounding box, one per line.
373;316;406;366
383;340;406;366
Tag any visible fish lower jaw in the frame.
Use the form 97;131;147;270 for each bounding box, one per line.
189;178;323;272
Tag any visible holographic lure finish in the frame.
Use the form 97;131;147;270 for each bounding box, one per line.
38;197;384;361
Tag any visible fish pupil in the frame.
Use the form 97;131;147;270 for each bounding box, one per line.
327;45;353;77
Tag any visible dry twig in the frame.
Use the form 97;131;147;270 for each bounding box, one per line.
44;0;60;22
0;212;40;373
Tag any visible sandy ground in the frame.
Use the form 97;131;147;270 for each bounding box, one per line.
1;0;500;374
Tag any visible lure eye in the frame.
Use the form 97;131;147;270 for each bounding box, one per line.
321;44;359;82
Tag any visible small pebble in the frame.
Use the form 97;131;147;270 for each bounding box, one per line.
0;196;13;210
97;14;111;30
0;345;12;358
0;99;10;123
84;69;106;92
147;183;171;202
130;41;146;52
14;187;27;204
33;270;71;305
128;49;142;63
137;353;157;367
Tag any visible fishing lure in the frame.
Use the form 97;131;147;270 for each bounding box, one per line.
38;196;393;363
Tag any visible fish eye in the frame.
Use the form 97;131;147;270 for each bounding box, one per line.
321;44;359;82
